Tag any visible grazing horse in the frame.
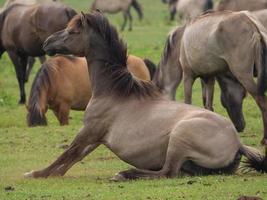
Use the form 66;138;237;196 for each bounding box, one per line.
24;12;267;180
217;0;267;11
0;3;76;104
1;0;62;82
176;0;213;23
153;26;246;132
27;55;154;126
91;0;143;31
179;11;267;149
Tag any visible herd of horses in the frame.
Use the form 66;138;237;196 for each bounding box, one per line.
0;0;267;181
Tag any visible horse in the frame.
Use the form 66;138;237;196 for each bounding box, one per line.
163;0;178;21
176;0;213;23
217;0;267;11
0;3;76;104
179;11;267;150
23;12;267;180
27;55;155;126
90;0;143;31
153;25;246;132
1;0;62;82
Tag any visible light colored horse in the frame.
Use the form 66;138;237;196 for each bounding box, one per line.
180;11;267;148
24;12;267;179
217;0;267;11
91;0;143;31
3;0;60;8
27;55;153;126
176;0;213;23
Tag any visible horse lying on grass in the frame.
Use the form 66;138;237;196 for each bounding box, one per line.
24;12;267;180
27;55;155;126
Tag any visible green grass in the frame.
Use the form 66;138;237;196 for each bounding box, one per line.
0;0;266;199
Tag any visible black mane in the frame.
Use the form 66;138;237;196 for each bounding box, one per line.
85;12;160;98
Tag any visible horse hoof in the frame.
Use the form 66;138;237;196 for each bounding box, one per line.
110;173;127;182
261;138;267;146
24;170;35;178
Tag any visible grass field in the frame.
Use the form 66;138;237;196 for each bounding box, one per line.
0;0;266;199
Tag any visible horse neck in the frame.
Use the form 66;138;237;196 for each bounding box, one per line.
85;58;113;98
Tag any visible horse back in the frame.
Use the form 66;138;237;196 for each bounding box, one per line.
1;3;76;56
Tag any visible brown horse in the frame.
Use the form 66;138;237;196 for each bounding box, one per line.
0;3;76;104
27;55;154;126
153;25;246;132
24;12;266;180
179;11;267;149
1;0;62;82
217;0;267;11
3;0;59;8
91;0;143;31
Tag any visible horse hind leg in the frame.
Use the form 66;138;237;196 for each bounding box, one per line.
127;10;133;31
8;51;28;104
112;128;188;181
121;12;128;31
201;77;215;111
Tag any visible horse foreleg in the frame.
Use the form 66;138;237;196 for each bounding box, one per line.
121;12;128;31
183;73;195;105
127;10;133;31
39;56;46;64
53;103;71;126
202;77;215;111
25;57;35;82
8;51;28;104
24;126;100;178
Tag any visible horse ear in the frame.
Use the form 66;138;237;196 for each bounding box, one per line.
80;12;88;27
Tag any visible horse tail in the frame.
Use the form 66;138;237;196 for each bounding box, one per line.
27;63;52;127
243;13;267;96
131;0;143;20
239;145;267;173
143;58;157;80
256;33;267;96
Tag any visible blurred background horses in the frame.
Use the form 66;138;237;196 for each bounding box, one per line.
91;0;143;31
0;2;76;103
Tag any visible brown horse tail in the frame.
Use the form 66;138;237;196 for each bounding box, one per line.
143;58;157;79
239;145;267;173
131;0;143;20
27;63;52;127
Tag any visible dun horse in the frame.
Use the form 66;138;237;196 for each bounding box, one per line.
179;11;267;149
1;0;62;81
27;55;154;126
176;0;213;23
0;3;76;103
91;0;143;31
217;0;267;11
24;12;267;180
153;26;246;132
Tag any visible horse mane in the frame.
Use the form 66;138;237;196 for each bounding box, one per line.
84;12;160;98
